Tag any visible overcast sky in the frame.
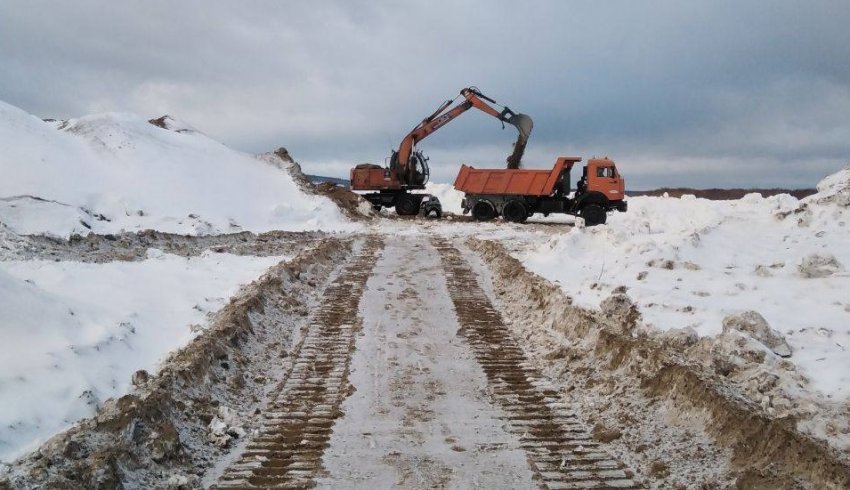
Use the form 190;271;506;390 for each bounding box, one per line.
2;1;848;188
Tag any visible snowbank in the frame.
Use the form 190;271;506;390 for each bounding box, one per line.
0;101;355;237
518;168;850;400
0;251;283;463
807;165;850;207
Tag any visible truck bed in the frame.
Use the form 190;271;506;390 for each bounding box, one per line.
453;157;580;196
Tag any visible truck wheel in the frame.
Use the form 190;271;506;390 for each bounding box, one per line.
471;200;496;221
502;200;528;223
581;204;607;226
395;195;419;216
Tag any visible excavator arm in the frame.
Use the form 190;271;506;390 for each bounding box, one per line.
393;87;533;186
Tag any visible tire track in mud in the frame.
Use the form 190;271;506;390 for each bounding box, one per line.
216;236;384;489
433;237;640;490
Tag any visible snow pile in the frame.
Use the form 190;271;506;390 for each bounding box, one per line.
0;223;26;255
807;165;850;207
208;406;246;448
0;251;283;463
518;167;850;400
0;100;355;237
425;182;464;214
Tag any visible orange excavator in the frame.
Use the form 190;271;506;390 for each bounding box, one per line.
351;87;533;215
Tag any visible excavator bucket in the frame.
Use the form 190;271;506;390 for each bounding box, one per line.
505;113;533;169
507;113;533;139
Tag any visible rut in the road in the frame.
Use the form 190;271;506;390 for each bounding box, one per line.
433;238;639;490
216;237;384;489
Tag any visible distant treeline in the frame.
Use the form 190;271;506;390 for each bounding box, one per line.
307;175;350;187
626;188;817;200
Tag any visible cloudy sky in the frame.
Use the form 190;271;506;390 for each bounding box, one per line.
2;1;848;188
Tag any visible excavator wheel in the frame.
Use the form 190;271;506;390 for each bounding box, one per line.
581;204;607;226
502;200;528;223
395;195;420;216
471;200;496;221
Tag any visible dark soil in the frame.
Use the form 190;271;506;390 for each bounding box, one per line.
18;229;326;263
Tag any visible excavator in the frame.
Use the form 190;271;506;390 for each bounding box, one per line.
350;87;533;215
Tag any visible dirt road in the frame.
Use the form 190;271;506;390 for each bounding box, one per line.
11;230;841;488
214;235;637;489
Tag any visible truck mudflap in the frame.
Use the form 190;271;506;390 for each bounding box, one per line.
614;200;628;212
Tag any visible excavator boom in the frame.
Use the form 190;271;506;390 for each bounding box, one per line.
350;86;534;216
394;87;533;185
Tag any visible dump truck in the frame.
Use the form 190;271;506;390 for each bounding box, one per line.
453;156;627;225
351;87;532;215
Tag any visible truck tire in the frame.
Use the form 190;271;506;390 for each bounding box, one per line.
471;200;496;221
395;195;419;216
502;200;528;223
581;203;607;226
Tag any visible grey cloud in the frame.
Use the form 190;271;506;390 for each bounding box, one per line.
1;0;848;189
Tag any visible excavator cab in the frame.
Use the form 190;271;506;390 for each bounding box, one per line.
388;149;430;188
409;150;430;186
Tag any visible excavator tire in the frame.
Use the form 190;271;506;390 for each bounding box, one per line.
472;200;496;221
502;199;528;223
395;194;420;216
581;203;607;226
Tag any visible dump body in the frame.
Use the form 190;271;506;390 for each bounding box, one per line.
453;157;627;226
454;157;581;196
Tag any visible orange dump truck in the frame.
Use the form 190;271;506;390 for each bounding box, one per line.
453;157;627;225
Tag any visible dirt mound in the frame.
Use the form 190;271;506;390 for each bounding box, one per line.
1;238;354;488
14;229;325;263
258;148;375;221
468;238;850;488
314;181;374;220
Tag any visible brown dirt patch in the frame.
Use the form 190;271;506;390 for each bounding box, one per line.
468;237;850;488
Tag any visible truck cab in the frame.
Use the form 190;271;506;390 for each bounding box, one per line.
584;158;625;202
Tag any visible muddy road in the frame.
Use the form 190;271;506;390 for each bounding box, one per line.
212;235;637;489
4;230;847;489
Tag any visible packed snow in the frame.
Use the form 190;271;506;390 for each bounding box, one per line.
0;100;355;237
0;251;283;463
517;167;850;400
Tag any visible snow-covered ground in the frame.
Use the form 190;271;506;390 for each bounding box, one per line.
0;100;355;237
516;167;850;400
0;251;284;463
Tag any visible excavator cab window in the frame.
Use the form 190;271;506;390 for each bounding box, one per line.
409;150;430;186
